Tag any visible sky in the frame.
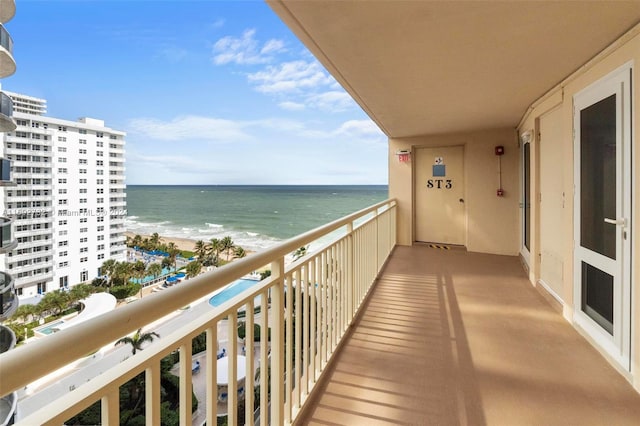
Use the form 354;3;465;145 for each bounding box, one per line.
3;0;388;185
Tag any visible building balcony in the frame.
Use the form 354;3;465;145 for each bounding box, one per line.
13;271;53;287
0;271;17;321
0;158;11;186
0;217;17;253
0;24;15;78
0;91;16;132
0;0;15;24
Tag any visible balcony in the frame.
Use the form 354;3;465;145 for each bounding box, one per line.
0;158;11;186
0;0;15;24
0;24;14;78
0;92;16;132
0;271;17;321
0;217;17;253
2;199;640;424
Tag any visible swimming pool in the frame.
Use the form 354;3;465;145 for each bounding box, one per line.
35;320;64;336
209;279;261;307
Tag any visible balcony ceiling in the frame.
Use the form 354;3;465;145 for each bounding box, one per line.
269;1;640;137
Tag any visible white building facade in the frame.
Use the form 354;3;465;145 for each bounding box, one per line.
2;92;126;299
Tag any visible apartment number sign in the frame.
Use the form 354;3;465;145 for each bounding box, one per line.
428;156;453;189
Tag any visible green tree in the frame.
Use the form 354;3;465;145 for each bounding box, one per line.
131;260;147;283
185;261;202;278
12;303;36;324
146;263;163;279
69;284;96;306
132;234;143;248
220;236;234;260
292;245;308;261
194;240;208;260
115;328;160;355
207;238;222;260
260;270;271;280
166;242;180;270
100;258;117;278
233;246;247;259
149;233;162;250
40;290;70;317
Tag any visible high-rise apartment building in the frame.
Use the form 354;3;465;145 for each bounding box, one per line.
2;92;127;299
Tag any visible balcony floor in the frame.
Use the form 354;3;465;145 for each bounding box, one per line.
297;245;640;425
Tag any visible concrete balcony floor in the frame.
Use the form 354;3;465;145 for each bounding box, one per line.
297;246;640;425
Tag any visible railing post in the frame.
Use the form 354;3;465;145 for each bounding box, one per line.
206;325;218;425
270;256;285;426
179;342;193;426
228;312;238;426
146;361;161;426
373;208;379;272
101;389;119;426
347;223;354;322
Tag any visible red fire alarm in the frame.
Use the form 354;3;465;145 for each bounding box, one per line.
495;146;505;156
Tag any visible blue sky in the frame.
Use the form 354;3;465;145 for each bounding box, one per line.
4;1;388;185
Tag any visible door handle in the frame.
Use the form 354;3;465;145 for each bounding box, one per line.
604;217;626;227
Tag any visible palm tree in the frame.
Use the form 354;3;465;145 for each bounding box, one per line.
233;246;247;259
132;234;143;249
146;263;163;279
100;258;117;277
207;238;220;266
112;261;133;286
149;233;162;250
292;245;308;261
220;236;234;261
115;328;160;355
194;240;208;260
166;242;180;270
185;261;202;278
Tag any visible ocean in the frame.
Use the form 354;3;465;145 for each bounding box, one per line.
125;185;389;252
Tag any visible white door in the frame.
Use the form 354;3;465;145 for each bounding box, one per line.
573;64;632;369
415;146;465;245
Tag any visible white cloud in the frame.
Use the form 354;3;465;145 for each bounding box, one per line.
128;116;252;143
211;18;225;29
278;101;306;111
212;29;284;65
307;91;356;112
247;60;333;94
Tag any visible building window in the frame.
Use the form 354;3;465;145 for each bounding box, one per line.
80;271;88;282
79;129;87;134
58;178;67;184
80;257;88;263
58;147;67;152
58;241;68;247
58;126;67;132
96;160;103;166
58;220;67;226
80;218;88;223
79;188;87;194
37;282;47;294
79;159;87;165
80;237;88;243
58;262;68;268
97;253;105;260
80;228;88;233
80;247;88;253
79;139;87;145
97;151;103;157
79;149;87;154
59;251;67;257
79;178;87;184
58;168;67;174
58;199;67;205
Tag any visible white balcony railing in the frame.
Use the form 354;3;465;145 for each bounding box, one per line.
0;199;396;425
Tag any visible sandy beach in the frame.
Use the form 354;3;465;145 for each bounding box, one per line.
124;231;256;261
124;231;199;252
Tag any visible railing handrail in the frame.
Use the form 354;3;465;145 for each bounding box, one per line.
0;198;395;396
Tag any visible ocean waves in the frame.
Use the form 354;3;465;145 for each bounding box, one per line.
125;216;282;251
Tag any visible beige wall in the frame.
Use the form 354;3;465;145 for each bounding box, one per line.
518;28;640;390
389;128;519;255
